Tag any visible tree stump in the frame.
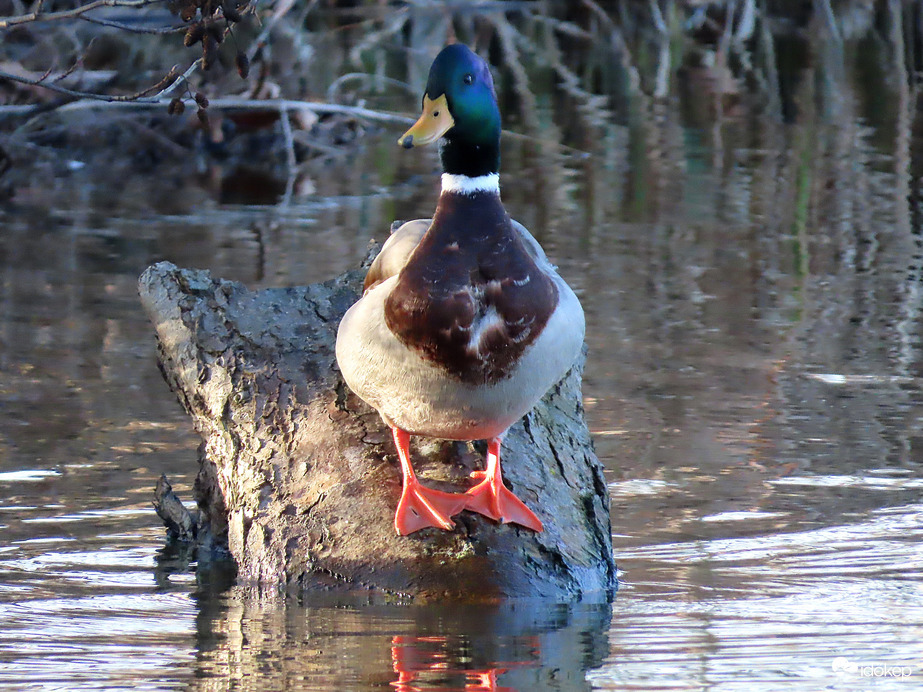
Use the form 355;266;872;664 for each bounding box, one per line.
139;253;615;602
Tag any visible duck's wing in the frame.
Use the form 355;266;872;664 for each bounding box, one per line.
364;219;431;292
510;219;551;267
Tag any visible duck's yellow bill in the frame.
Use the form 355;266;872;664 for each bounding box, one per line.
398;94;454;148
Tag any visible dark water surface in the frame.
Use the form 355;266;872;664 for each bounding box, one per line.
3;12;923;691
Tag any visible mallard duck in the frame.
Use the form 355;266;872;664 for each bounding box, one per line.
335;44;585;536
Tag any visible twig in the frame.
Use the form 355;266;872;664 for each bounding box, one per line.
0;59;199;105
291;130;346;157
0;68;121;101
347;7;408;67
0;0;164;28
326;72;415;103
51;51;87;85
124;116;192;157
150;59;202;97
78;14;186;34
214;99;413;126
537;16;594;42
648;0;668;35
246;0;314;63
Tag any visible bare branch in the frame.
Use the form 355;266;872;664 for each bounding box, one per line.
0;59;197;103
0;96;415;127
325;72;415;103
246;0;313;63
78;14;186;34
51;38;98;84
0;0;164;29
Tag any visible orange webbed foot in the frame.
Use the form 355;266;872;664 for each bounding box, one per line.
395;478;468;535
391;426;467;536
463;438;543;532
465;475;543;532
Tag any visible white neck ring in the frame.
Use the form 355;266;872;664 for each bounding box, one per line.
441;173;500;196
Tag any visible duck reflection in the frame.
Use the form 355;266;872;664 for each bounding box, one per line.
187;583;611;691
389;633;538;691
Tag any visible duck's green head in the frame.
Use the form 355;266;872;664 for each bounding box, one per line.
398;44;501;177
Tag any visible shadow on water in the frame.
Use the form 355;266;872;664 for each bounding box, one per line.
2;1;923;690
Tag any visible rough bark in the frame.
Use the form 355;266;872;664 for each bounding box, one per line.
139;254;615;602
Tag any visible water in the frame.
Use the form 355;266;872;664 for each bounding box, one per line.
2;9;923;690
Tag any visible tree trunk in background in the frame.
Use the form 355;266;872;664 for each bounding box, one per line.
139;255;615;602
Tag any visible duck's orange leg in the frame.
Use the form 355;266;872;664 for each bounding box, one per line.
392;427;467;535
464;438;543;532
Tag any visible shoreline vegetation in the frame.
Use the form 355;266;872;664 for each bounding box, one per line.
2;0;919;197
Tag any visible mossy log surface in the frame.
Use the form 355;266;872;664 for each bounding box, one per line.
139;255;615;602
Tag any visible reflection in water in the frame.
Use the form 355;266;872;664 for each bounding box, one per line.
189;592;610;691
2;4;923;691
390;634;531;692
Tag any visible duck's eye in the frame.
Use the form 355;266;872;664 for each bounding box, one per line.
463;73;474;85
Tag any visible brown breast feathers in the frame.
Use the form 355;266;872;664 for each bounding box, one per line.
384;192;558;385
